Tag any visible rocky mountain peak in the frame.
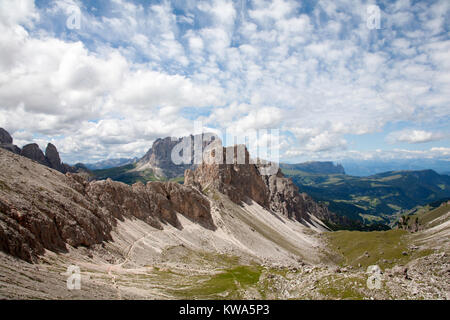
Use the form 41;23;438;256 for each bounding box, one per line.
0;128;74;174
45;143;65;173
185;143;335;227
0;128;21;155
136;133;219;179
0;128;13;144
21;143;50;167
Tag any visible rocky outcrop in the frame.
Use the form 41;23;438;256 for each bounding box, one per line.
0;127;76;174
138;137;189;178
0;143;21;155
0;128;21;155
185;144;269;207
87;179;213;231
21;143;50;167
45;143;66;173
185;143;336;225
0;128;12;144
260;170;330;222
0;148;212;262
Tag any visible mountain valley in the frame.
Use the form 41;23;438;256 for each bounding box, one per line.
0;128;448;299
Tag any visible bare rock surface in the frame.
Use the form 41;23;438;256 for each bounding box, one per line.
0;148;212;262
21;143;50;167
135;133;219;178
185;143;334;229
0;128;13;144
0;128;21;155
45;143;66;173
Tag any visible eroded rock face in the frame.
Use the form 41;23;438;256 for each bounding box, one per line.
86;179;213;231
0;148;212;262
0;128;21;155
261;171;333;222
137;133;219;178
185;144;269;207
21;143;50;167
45;143;66;173
184;143;334;225
0;128;13;144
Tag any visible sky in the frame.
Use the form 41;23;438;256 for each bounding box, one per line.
0;0;449;164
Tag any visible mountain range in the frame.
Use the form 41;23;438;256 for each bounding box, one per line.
340;159;450;176
283;168;450;226
0;128;448;299
79;134;449;229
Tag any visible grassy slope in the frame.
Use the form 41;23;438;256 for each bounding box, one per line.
324;229;432;269
324;202;449;270
399;202;450;230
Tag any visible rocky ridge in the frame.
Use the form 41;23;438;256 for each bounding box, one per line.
0;128;21;155
0;148;211;262
185;143;336;226
0;128;75;174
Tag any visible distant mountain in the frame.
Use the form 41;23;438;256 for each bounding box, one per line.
84;157;138;170
135;133;219;179
340;159;450;176
280;161;345;175
282;168;450;226
90;133;219;183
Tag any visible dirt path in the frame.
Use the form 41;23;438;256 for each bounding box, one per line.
106;233;151;299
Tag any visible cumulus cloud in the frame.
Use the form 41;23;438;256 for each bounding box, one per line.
0;0;449;163
386;129;445;144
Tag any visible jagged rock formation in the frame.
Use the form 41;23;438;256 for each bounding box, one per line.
0;148;212;262
137;137;189;178
0;128;76;174
185;144;269;207
261;170;332;223
88;179;213;231
0;128;21;155
185;143;335;226
0;128;12;144
45;143;66;173
0;131;342;264
135;133;219;179
21;143;50;167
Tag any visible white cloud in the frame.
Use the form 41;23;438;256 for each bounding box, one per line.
387;129;445;144
0;0;449;164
